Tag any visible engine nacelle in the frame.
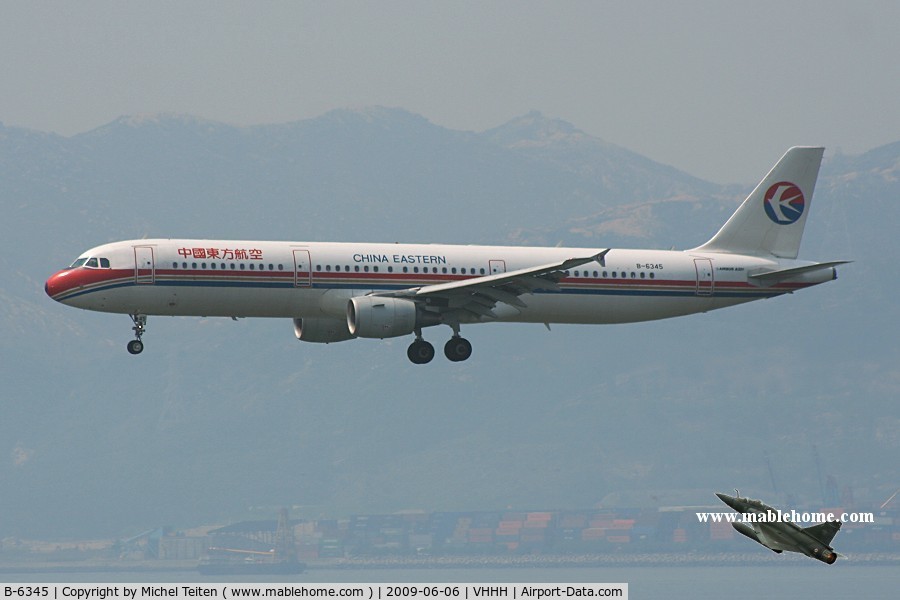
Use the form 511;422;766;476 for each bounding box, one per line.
347;296;418;339
293;317;355;343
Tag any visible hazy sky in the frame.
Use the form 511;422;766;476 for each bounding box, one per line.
2;1;899;182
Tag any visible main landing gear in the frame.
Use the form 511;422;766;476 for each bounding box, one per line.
127;314;147;355
406;326;472;364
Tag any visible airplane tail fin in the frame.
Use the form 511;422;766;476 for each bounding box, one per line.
804;521;842;546
693;146;825;259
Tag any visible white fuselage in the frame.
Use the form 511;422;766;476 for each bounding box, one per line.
46;238;832;324
43;146;843;362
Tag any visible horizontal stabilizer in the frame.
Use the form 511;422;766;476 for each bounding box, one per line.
748;261;850;285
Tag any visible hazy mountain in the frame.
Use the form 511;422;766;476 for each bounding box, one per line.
1;110;897;538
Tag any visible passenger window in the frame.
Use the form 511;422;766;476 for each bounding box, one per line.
240;263;245;270
373;266;379;272
364;266;369;272
388;266;393;273
172;262;178;269
230;263;236;270
210;263;216;269
183;262;188;269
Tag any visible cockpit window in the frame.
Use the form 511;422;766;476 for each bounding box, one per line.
71;256;111;269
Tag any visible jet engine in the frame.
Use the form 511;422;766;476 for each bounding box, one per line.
816;548;838;564
347;296;419;339
293;317;355;343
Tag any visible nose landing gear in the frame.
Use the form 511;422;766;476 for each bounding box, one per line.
127;314;147;355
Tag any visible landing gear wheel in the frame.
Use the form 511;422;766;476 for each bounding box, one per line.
444;337;472;362
128;314;147;355
407;339;435;364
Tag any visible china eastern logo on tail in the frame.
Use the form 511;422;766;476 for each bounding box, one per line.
763;181;805;224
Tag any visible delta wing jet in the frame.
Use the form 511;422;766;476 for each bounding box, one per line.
716;492;842;564
45;147;848;363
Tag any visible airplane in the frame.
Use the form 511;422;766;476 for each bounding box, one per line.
45;146;848;364
716;491;842;564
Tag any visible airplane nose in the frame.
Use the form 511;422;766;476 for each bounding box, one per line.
45;271;67;301
45;274;57;298
716;492;739;510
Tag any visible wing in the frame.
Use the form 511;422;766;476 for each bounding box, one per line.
376;249;609;322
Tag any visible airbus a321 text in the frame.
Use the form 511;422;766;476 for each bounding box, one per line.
45;147;847;364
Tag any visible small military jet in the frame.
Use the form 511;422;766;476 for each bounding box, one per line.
716;491;842;564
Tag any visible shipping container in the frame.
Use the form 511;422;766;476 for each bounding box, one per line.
560;514;588;528
590;519;615;529
526;512;553;521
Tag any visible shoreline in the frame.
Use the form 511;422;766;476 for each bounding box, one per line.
2;552;899;574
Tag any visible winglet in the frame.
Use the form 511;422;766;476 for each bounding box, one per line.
558;249;610;272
